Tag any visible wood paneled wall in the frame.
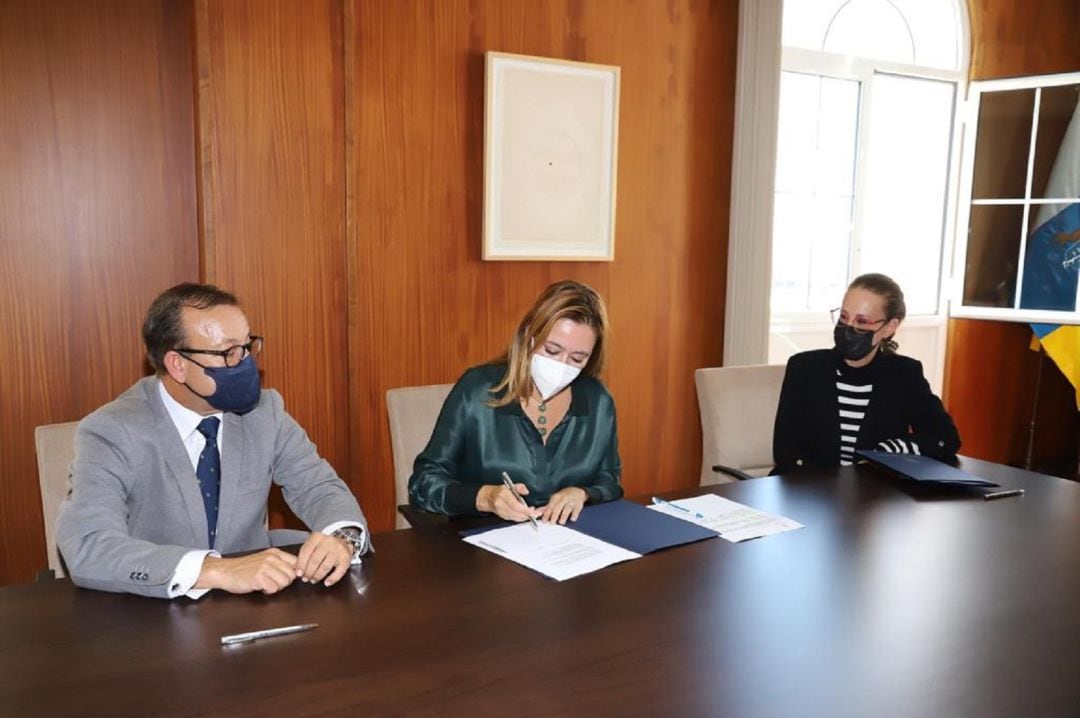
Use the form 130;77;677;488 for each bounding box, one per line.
348;0;737;529
195;0;350;524
968;0;1080;80
943;0;1080;468
1;0;737;586
0;0;198;584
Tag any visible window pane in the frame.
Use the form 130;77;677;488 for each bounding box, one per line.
823;0;914;65
771;193;814;311
971;89;1035;200
783;0;962;71
1030;84;1080;203
1021;201;1080;312
859;74;956;315
963;204;1025;308
781;0;846;53
891;0;962;70
1020;88;1080;312
772;73;859;312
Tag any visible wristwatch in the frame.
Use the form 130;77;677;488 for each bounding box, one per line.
332;527;365;560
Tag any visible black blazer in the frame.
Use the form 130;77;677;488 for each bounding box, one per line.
772;349;960;474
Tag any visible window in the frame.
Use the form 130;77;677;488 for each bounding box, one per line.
769;0;968;391
953;74;1080;323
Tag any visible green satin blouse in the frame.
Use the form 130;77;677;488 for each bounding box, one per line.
407;363;623;516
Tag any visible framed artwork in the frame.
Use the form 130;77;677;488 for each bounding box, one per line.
483;51;620;261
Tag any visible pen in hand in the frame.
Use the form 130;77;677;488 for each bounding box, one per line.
501;471;539;532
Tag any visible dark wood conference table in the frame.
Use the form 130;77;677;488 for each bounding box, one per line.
2;458;1079;717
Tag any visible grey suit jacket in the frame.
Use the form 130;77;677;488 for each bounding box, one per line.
56;377;367;598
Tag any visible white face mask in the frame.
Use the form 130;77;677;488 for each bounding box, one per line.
530;353;582;401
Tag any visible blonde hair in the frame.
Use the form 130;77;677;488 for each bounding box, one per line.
488;281;609;408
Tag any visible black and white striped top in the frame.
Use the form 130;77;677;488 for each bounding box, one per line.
836;369;872;466
836;368;920;465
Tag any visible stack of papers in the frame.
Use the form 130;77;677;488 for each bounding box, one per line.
648;494;804;543
463;522;640;581
462;499;716;581
462;495;804;580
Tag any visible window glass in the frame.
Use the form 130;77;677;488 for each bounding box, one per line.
1031;84;1080;201
1021;202;1080;312
960;81;1080;317
772;72;859;312
781;0;846;55
963;204;1025;308
1020;84;1080;312
823;0;914;65
859;74;956;314
971;89;1035;200
890;0;961;69
782;0;961;70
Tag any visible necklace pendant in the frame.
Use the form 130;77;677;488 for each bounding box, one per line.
538;427;547;436
537;402;547;412
537;415;547;426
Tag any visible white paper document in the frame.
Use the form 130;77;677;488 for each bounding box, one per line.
648;494;804;543
463;522;641;581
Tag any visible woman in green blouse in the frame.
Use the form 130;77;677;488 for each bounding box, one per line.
408;280;622;524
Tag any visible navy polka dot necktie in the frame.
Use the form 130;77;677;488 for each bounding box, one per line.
195;417;221;549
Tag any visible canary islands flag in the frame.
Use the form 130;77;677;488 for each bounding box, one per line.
1030;324;1080;409
1022;94;1080;409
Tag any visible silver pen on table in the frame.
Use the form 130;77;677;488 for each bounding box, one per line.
501;471;539;532
220;623;318;646
983;489;1025;501
651;496;706;519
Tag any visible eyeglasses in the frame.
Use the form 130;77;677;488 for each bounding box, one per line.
176;336;264;368
830;308;887;335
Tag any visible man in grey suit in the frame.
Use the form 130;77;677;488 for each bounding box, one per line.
56;283;369;599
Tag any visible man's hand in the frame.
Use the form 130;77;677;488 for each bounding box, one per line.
196;548;299;595
294;532;353;587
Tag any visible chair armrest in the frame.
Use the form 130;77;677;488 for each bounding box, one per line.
397;505;450;533
711;464;754;481
397;505;509;536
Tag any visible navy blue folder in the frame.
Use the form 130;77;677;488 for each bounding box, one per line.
569;499;718;554
461;499;717;554
857;450;999;487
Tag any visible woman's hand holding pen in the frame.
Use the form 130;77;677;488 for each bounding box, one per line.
476;483;542;523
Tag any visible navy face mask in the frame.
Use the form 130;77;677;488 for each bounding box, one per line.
184;355;261;414
833;322;877;362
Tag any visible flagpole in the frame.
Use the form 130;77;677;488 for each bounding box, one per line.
1074;421;1079;482
1024;347;1045;471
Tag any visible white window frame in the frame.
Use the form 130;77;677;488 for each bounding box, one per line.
772;46;966;328
726;0;971;370
950;71;1080;326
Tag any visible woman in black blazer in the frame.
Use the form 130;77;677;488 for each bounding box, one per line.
773;273;960;474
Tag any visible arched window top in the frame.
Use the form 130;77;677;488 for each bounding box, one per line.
782;0;964;71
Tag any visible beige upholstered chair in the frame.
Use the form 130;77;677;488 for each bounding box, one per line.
35;421;80;578
386;384;454;529
694;364;787;486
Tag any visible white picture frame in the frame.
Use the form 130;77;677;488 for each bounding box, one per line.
483;51;620;261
